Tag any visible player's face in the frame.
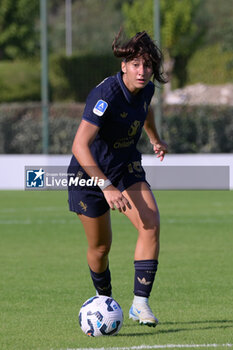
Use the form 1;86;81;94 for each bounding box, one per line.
121;56;153;94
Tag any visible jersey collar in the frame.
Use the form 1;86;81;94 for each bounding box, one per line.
117;71;142;104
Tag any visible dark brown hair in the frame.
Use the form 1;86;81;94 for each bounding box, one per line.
112;30;167;84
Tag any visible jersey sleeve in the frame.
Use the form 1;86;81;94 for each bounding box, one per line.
82;87;109;128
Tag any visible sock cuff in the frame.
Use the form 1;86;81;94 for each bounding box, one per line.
89;265;110;278
134;259;158;271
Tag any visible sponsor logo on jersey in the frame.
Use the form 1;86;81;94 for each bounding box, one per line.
93;100;108;116
113;138;134;149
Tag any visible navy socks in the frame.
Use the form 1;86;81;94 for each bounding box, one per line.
134;259;158;297
89;265;112;297
89;260;158;298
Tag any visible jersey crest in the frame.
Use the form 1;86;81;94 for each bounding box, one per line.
128;120;140;137
93;100;108;116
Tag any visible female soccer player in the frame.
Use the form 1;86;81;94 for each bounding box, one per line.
68;30;168;327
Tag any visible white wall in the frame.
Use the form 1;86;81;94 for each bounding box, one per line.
142;154;232;190
0;154;232;190
0;155;70;190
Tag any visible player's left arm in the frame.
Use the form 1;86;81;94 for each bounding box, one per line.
143;105;168;161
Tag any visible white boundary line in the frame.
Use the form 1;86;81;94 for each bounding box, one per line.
65;344;233;350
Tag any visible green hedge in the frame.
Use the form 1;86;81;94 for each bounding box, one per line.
0;54;120;103
0;60;41;102
49;53;120;102
1;48;232;103
187;44;233;85
162;105;233;153
0;103;232;154
0;103;84;154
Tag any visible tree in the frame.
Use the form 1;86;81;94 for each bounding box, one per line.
48;0;130;55
199;0;233;48
198;0;233;71
122;0;204;89
0;0;39;60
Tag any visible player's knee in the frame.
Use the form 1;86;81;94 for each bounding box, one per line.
94;243;111;260
139;210;160;231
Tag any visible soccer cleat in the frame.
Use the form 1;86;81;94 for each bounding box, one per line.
129;301;159;327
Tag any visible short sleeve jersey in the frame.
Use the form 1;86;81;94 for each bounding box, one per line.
69;71;155;182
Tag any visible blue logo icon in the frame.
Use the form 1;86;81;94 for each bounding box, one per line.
93;100;108;116
26;169;45;188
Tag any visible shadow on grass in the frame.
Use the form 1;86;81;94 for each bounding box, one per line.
161;319;233;326
117;319;233;337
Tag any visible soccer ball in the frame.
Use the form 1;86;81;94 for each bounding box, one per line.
79;295;123;337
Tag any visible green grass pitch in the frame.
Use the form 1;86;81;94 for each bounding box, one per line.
0;190;232;350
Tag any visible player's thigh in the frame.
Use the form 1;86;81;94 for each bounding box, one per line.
78;210;112;250
122;181;160;231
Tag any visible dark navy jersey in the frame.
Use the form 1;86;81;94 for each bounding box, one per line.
69;71;155;183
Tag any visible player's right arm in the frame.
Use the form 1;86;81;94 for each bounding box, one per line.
72;120;130;212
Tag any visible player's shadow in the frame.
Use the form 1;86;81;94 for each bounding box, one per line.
118;319;233;337
162;319;233;325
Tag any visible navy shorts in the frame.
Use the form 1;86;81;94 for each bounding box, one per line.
68;164;148;218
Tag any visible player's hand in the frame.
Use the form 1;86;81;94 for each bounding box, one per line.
152;140;168;161
103;185;131;212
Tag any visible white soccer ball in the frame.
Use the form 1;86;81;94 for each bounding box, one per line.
79;295;123;337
